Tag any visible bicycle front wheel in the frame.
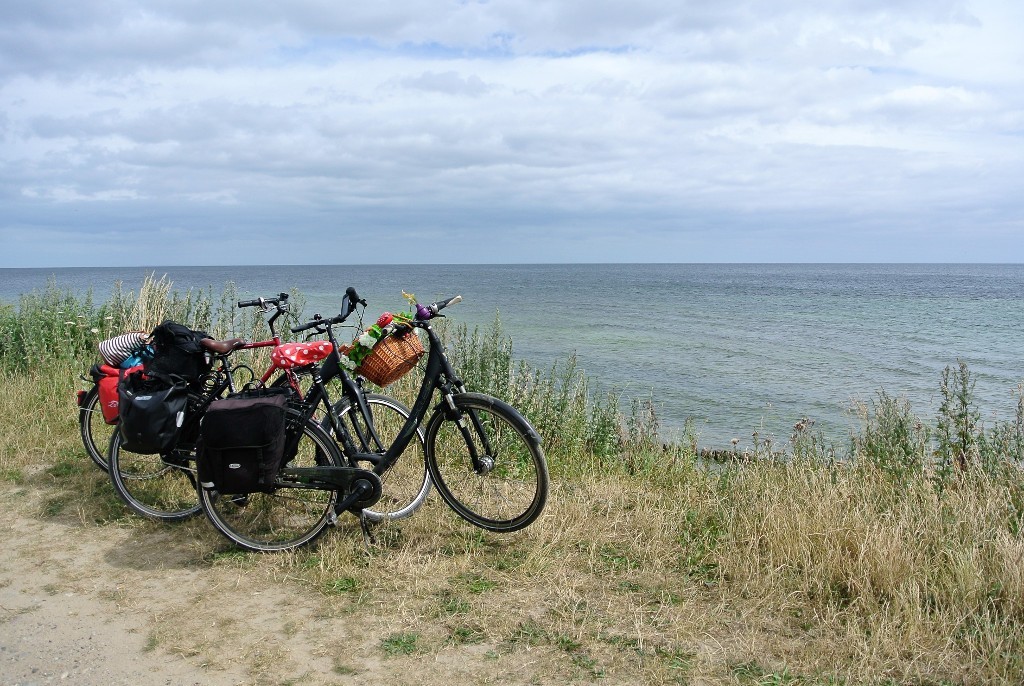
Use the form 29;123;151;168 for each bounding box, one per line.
199;411;344;552
331;394;431;523
107;433;202;522
79;385;115;472
425;392;548;532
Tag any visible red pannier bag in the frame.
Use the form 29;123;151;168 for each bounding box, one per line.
91;363;142;424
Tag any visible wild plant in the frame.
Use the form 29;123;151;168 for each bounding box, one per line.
0;279;107;373
850;391;930;478
936;359;983;477
625;395;660;455
985;383;1024;465
788;417;839;465
443;314;514;401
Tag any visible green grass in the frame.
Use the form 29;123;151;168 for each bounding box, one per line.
323;576;361;595
380;632;420;657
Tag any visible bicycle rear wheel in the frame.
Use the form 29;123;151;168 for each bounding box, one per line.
79;385;115;472
199;410;344;552
107;433;202;521
425;392;548;532
331;394;431;522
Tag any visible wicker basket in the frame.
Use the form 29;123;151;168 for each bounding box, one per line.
357;332;424;386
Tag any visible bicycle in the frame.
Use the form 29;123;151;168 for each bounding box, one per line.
107;292;429;528
200;291;549;552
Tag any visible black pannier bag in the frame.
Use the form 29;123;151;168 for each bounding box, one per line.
197;391;289;494
117;370;188;454
144;321;212;383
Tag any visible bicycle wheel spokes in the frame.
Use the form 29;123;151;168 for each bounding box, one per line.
108;437;202;521
204;489;332;544
200;414;341;552
332;394;430;523
426;394;547;532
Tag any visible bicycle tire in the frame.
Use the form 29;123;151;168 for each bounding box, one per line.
199;410;344;552
330;394;431;522
79;385;115;472
425;392;548;532
107;432;203;522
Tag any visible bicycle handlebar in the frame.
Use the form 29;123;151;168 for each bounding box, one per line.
238;293;290;309
417;295;463;320
289;289;463;333
291;315;332;334
290;287;366;334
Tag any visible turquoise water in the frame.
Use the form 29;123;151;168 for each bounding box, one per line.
3;263;1022;449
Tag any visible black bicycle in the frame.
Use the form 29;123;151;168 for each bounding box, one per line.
107;292;429;527
199;290;549;552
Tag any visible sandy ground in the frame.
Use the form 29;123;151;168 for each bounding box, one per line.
0;479;555;686
0;496;249;686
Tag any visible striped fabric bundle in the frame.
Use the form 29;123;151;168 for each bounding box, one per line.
98;332;148;367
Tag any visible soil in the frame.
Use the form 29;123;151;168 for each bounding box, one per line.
0;481;519;686
0;495;246;685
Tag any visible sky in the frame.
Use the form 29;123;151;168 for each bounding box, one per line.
1;1;1022;267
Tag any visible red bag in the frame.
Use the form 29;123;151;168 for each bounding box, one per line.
97;364;121;423
95;364;141;424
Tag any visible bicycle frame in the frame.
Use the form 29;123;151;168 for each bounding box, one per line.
282;290;406;459
349;318;493;476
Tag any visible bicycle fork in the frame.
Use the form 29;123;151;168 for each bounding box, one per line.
442;390;496;476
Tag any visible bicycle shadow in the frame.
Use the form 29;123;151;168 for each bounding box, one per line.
103;524;202;571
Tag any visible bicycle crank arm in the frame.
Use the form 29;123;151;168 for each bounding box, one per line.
334;475;382;515
277;466;382;513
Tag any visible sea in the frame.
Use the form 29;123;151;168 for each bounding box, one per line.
2;263;1022;450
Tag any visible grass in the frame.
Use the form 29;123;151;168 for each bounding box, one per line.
381;632;421;656
2;277;1024;684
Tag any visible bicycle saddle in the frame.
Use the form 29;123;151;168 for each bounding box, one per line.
200;338;247;354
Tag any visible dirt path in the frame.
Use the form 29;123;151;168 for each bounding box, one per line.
0;497;248;685
0;481;550;686
0;488;442;686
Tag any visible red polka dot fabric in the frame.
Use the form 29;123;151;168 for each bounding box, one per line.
271;341;334;369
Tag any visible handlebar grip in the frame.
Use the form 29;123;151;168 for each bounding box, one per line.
291;320;321;333
239;293;288;308
431;295;463;314
416;294;463;320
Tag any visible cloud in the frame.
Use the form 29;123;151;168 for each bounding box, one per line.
1;0;1022;266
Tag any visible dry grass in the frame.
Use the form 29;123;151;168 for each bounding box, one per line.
8;373;1024;686
4;280;1024;684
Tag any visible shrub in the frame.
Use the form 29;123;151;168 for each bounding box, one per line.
850;391;930;477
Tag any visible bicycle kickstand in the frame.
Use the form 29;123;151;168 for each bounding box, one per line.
359;510;376;548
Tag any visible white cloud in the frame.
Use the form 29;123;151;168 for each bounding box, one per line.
1;0;1021;266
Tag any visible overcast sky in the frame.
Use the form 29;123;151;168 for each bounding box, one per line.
1;1;1022;266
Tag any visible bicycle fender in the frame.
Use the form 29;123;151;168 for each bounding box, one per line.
432;392;543;446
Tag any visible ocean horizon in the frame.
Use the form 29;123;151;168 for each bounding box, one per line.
3;262;1022;450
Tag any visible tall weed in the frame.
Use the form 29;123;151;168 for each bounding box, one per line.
0;279;108;373
936;359;983;476
850;391;930;477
